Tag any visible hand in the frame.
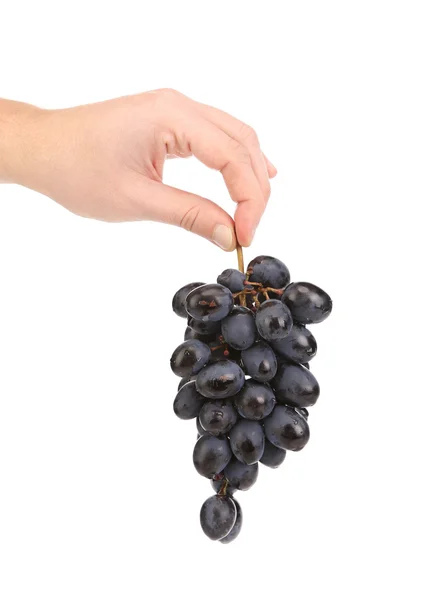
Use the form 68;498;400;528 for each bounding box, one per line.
1;90;276;250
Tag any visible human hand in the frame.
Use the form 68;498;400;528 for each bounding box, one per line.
1;90;276;249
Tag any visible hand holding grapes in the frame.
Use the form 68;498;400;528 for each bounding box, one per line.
0;91;276;249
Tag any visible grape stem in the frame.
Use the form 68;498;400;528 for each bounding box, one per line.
236;243;246;307
218;478;229;496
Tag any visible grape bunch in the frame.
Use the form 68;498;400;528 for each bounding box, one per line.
170;253;332;543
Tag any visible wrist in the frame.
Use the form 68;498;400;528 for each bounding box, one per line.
0;100;48;187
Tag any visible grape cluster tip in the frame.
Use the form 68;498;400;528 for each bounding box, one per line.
170;255;332;543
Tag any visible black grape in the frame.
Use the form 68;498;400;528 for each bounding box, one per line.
260;440;287;468
184;326;217;343
247;255;290;289
200;495;237;540
211;475;238;496
217;269;246;293
196;416;207;436
228;419;265;464
220;498;242;544
234;380;276;420
271;323;317;364
282;282;332;324
193;434;232;478
186;284;234;322
187;317;221;336
170;340;211;377
224;457;258;491
178;375;197;390
221;306;256;351
173;381;206;419
297;407;309;420
196;360;245;399
241;341;277;382
272;361;320;408
172;282;205;318
255;299;293;342
264;405;310;451
199;399;238;435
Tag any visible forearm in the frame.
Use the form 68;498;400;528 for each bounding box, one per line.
0;99;43;185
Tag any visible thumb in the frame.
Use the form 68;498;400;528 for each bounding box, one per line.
144;181;237;251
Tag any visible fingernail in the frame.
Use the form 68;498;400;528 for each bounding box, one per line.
247;226;257;246
212;225;234;251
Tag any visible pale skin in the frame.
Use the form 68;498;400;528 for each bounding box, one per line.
0;89;276;250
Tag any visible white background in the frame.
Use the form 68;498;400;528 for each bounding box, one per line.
1;1;423;599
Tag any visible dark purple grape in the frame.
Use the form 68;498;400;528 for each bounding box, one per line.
184;326;217;343
178;375;197;390
172;282;205;318
217;269;246;293
272;361;320;408
186;284;234;322
196;416;207;436
296;407;309;420
221;306;256;351
199;399;238;435
224;457;258;491
255;299;293;342
187;317;221;336
260;439;287;468
234;380;276;420
211;476;238;496
170;340;211;377
241;341;277;382
264;405;310;451
282;282;332;324
193;434;232;478
200;495;237;540
247;256;290;289
228;419;265;464
220;498;242;544
271;324;317;364
196;360;245;399
173;381;206;419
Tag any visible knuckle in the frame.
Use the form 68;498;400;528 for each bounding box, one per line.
179;204;201;232
239;123;259;146
227;138;251;164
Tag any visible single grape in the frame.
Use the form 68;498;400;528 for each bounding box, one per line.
234;380;276;420
199;399;238;435
193;434;232;478
186;284;234;322
228;419;265;464
220;498;243;544
187;316;221;336
178;375;197;391
184;326;217;343
260;439;287;468
196;360;245;399
170;340;211;377
221;306;257;351
241;341;277;382
271;323;317;364
282;282;332;324
296;407;309;420
224;456;258;491
217;269;246;293
272;361;320;408
173;381;206;419
264;405;310;451
196;415;207;436
200;494;237;540
172;282;205;318
255;299;293;342
211;476;238;496
247;255;290;289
